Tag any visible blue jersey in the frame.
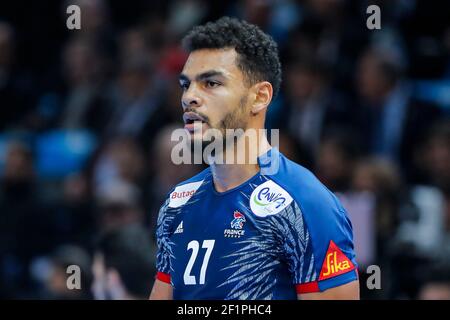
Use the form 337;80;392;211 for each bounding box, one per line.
155;148;358;300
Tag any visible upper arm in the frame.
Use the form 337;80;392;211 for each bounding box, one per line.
152;199;174;299
149;279;173;300
281;184;359;296
298;279;360;300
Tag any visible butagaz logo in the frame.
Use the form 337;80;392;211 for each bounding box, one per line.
224;211;246;238
250;180;293;217
171;190;196;199
319;241;355;281
168;181;203;208
174;221;184;234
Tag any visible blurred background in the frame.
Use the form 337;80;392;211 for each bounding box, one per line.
0;0;449;299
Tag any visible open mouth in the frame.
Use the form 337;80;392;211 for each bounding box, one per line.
183;112;207;125
184;119;205;124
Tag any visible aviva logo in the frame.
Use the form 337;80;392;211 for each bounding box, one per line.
319;241;355;280
252;188;286;208
249;180;293;217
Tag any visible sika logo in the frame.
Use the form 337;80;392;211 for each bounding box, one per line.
319;241;355;281
224;211;246;238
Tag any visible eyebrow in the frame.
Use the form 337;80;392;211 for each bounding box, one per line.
179;70;226;83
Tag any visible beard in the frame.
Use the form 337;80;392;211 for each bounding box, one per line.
218;95;249;135
188;95;249;158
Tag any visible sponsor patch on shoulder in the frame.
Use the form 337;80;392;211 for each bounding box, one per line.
249;180;293;217
168;181;203;208
319;241;355;280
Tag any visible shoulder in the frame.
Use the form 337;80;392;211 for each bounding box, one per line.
257;150;352;242
259;151;358;287
164;167;211;209
266;150;345;217
156;167;211;234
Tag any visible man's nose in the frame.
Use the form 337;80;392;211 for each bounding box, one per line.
182;85;202;110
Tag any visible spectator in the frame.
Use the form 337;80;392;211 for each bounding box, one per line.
417;261;450;300
0;22;34;130
399;121;450;260
57;37;112;134
415;120;450;191
92;224;156;300
315;129;361;192
50;173;96;250
283;55;354;157
95;181;145;234
40;245;93;299
355;47;443;179
351;157;403;255
103;52;167;149
91;136;148;196
0;141;52;297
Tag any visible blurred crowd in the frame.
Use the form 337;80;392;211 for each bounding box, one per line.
0;0;449;299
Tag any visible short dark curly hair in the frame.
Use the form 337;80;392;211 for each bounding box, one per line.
182;16;282;98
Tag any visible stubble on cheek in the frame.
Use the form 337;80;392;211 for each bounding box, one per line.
218;95;249;133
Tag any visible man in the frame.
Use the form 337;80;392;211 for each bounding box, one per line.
150;17;359;300
44;245;93;300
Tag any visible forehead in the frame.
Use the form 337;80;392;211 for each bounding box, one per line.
182;48;241;78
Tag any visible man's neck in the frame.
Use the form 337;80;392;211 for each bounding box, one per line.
210;131;272;193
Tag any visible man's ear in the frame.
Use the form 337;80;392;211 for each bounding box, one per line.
251;81;273;115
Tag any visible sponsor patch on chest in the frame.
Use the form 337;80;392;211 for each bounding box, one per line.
249;180;293;217
168;181;203;208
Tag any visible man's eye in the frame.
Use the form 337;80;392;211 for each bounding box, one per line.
205;81;220;88
180;82;190;90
